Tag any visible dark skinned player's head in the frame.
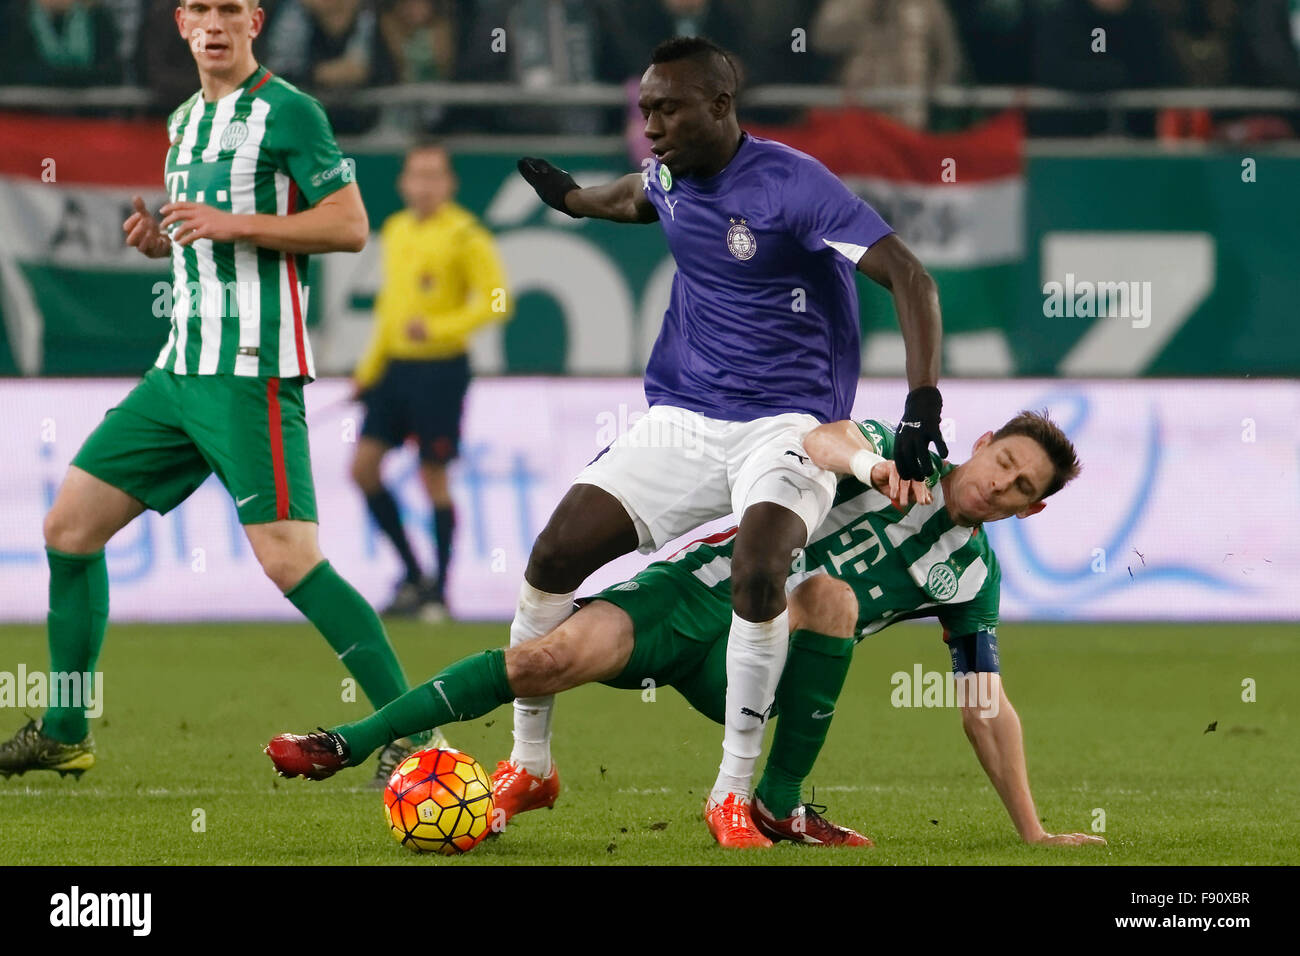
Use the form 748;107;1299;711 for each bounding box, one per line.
638;37;743;179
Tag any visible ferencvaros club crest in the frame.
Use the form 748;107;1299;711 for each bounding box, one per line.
925;562;959;601
219;120;249;152
726;217;756;260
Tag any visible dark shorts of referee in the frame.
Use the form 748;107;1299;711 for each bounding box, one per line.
360;355;471;464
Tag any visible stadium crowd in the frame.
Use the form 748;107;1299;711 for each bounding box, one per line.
3;0;1298;136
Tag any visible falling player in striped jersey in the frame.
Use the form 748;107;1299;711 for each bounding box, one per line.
268;410;1104;849
0;0;445;785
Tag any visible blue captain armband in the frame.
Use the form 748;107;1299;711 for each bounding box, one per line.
946;628;1001;674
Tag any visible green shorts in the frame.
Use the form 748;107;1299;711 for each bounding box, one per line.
73;367;317;525
587;562;734;724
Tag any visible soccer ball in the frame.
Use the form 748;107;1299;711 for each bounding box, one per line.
384;748;495;855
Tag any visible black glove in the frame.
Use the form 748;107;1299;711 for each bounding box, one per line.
893;385;948;481
517;157;582;218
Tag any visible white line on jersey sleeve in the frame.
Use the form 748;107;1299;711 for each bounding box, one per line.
822;237;870;264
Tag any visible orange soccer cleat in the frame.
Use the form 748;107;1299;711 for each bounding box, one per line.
704;792;773;849
752;796;874;847
489;760;561;825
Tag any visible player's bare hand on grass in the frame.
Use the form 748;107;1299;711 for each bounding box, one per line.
1026;831;1107;847
123;196;171;258
869;459;932;507
160;201;245;246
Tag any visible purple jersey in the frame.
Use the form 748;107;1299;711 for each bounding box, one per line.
641;132;893;423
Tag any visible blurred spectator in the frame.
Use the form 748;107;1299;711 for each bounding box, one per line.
101;0;143;81
1;0;124;86
452;0;634;134
629;0;748;60
263;0;395;90
811;0;964;129
375;0;458;132
1149;0;1235;86
138;0;203;108
1031;0;1179;136
1212;0;1300;141
263;0;396;131
724;0;836;124
1238;0;1300;86
743;0;836;85
379;0;456;82
947;0;1034;85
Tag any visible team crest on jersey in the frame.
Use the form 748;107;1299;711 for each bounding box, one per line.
925;562;959;601
219;120;249;152
726;218;756;260
658;163;673;192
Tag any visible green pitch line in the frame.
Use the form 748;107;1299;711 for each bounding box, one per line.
0;621;1295;866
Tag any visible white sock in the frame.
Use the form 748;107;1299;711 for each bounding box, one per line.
711;609;789;805
509;581;575;776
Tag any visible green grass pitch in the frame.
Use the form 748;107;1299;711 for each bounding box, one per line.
1;621;1295;865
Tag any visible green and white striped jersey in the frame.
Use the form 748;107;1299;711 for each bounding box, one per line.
664;419;1001;639
156;65;353;378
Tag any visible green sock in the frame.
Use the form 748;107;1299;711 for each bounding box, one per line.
755;629;854;818
333;648;513;764
42;548;110;744
286;560;413;716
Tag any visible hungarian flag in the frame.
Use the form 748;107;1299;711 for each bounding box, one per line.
0;112;171;375
748;109;1025;376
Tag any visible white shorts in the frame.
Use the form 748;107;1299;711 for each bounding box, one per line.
574;405;837;554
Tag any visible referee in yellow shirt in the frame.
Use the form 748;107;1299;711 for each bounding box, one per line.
351;142;511;620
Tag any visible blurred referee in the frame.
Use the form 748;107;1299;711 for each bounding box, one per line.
351;142;511;621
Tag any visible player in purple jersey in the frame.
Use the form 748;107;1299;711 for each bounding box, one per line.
505;36;948;847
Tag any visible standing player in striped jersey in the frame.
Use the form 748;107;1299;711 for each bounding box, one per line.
0;0;445;785
267;411;1103;849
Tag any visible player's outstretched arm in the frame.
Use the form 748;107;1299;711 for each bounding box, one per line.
959;672;1106;847
517;158;658;224
857;234;941;393
803;420;932;506
160;181;369;254
857;235;948;480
